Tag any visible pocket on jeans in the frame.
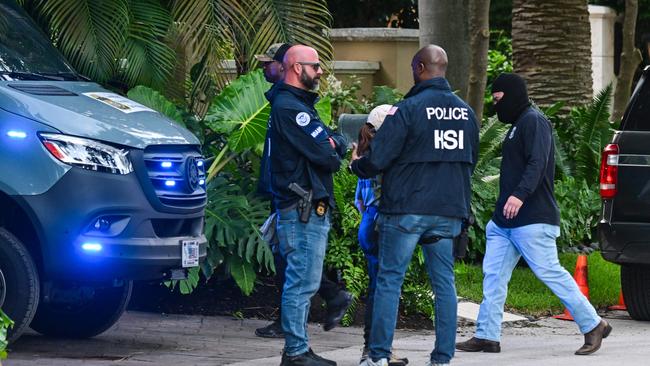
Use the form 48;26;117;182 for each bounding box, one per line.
542;224;560;239
276;218;296;255
397;215;422;233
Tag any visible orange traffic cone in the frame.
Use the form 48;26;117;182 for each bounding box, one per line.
554;254;589;321
608;290;627;311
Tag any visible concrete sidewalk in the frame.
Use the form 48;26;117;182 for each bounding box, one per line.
5;310;646;365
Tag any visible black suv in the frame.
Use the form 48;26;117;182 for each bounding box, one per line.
599;65;650;320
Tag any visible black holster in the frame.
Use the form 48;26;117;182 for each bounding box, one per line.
297;198;312;223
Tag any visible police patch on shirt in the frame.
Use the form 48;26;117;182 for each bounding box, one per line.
296;112;311;126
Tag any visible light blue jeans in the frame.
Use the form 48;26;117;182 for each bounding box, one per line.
475;220;601;342
276;208;330;356
369;214;462;364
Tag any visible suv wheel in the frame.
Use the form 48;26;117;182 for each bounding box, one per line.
0;228;40;343
30;280;132;338
621;264;650;320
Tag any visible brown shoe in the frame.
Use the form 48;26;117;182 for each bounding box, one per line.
575;320;612;355
455;337;501;353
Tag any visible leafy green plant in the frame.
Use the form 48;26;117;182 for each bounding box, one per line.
557;85;615;184
368;85;404;108
554;176;601;251
483;31;513;118
322;74;368;122
327;160;365;324
0;309;13;360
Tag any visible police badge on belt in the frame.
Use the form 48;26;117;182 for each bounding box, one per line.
315;201;328;216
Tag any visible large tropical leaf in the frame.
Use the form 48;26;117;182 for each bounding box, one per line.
227;255;256;296
204;69;271;152
36;0;129;82
121;0;175;88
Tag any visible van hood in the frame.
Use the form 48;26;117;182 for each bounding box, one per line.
0;81;199;149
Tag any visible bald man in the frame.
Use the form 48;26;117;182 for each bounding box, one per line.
268;45;346;366
351;45;479;366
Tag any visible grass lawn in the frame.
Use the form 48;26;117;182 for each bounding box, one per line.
454;253;621;317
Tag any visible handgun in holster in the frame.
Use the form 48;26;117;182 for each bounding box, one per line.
453;214;475;259
288;183;313;223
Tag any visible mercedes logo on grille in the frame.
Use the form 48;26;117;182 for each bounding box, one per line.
186;157;199;191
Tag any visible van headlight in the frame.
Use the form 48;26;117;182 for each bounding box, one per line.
39;133;133;174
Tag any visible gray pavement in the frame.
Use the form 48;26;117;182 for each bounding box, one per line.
4;310;648;366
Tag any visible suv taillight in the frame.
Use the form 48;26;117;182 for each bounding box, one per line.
600;143;619;199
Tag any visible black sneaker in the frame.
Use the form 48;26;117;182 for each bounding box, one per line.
323;290;353;331
255;320;284;338
455;337;501;353
280;349;337;366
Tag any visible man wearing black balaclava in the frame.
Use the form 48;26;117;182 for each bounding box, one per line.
456;73;612;356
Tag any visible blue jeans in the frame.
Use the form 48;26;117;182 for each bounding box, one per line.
475;220;601;342
276;208;330;356
369;214;462;364
358;205;379;346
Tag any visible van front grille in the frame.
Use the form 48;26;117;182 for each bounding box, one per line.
142;146;206;209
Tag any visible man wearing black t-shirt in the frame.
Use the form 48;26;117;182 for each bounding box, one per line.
456;73;611;356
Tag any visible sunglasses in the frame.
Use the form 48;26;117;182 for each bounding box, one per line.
296;61;321;71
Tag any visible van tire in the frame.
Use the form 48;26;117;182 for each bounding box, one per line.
0;228;40;343
30;280;132;338
621;264;650;320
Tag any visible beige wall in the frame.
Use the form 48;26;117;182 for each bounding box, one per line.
330;28;419;96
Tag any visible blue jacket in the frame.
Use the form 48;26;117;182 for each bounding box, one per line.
268;83;346;209
492;106;560;227
351;77;479;218
257;82;281;200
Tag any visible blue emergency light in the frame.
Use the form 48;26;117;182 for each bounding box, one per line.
82;243;102;252
7;130;27;139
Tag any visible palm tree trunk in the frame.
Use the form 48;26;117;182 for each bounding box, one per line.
418;0;470;99
467;0;490;123
612;0;642;123
512;0;593;110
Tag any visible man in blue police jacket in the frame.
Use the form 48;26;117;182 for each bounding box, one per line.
256;43;352;340
269;44;346;366
351;45;479;366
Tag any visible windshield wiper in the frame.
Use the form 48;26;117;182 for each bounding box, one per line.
1;71;65;81
40;71;90;81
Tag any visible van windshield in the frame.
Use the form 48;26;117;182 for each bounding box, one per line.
0;0;81;80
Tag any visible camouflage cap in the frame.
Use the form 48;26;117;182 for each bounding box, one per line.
254;43;292;63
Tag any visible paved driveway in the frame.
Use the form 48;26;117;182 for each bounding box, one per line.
4;310;648;365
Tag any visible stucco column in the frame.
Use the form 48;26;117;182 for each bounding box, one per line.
589;5;617;95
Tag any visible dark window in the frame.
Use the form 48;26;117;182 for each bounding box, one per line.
621;75;650;131
0;0;76;75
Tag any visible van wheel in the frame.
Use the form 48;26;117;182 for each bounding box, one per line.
621;264;650;320
30;280;132;338
0;228;40;343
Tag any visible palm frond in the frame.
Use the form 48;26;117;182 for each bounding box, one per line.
171;0;252;109
121;0;175;88
574;84;613;184
38;0;129;81
127;85;184;125
248;0;333;71
474;116;508;175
